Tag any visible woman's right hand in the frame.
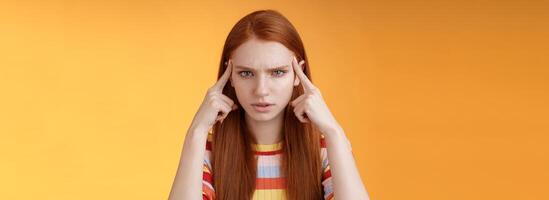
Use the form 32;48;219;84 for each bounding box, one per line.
189;60;238;134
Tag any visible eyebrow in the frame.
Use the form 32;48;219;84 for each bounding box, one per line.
234;65;289;71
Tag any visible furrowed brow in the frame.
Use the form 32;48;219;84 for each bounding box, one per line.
234;65;289;71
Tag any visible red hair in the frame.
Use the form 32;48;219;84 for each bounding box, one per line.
211;10;323;200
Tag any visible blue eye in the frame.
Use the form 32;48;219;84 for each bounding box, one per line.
238;70;287;78
273;70;287;77
238;71;253;78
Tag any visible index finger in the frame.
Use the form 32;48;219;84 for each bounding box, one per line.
292;56;315;91
212;59;232;92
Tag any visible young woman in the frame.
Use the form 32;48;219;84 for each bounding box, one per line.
169;10;370;200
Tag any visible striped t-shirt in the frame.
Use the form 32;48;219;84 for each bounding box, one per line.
201;133;334;200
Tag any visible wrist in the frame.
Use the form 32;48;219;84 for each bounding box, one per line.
322;124;343;139
186;125;209;142
323;125;353;152
189;122;209;134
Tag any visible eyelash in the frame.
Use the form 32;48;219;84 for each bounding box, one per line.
238;70;287;78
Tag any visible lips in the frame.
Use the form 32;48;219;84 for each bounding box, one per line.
252;103;274;106
251;102;274;112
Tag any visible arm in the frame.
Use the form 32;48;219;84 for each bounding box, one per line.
168;126;209;200
323;126;370;200
289;57;370;199
169;60;237;200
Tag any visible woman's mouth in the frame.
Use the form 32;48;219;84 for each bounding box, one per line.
251;103;274;113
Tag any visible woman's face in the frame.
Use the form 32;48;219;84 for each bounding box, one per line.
229;38;301;122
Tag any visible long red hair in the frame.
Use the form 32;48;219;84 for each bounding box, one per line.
211;10;323;200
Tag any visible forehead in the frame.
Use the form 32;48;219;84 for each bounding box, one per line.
230;38;294;69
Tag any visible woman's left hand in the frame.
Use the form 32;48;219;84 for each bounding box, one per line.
290;56;342;136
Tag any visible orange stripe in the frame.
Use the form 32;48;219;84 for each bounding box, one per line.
254;149;283;155
255;177;287;189
202;184;215;200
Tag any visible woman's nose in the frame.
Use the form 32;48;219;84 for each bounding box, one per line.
254;76;269;97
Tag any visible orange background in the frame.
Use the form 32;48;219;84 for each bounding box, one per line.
1;0;548;199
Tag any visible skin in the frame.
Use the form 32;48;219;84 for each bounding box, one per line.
168;38;370;200
228;38;301;144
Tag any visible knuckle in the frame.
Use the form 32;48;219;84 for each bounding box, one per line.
209;96;218;103
224;96;234;104
210;101;220;108
206;90;216;97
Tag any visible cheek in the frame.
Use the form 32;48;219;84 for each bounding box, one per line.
271;75;294;90
232;81;245;92
279;75;295;87
274;77;295;101
232;80;252;102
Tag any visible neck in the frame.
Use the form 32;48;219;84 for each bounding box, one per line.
244;111;285;145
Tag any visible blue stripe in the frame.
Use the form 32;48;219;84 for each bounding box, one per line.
257;165;281;178
323;180;334;196
204;158;212;169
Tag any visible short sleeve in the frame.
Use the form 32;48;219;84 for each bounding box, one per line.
202;133;216;200
320;136;335;200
